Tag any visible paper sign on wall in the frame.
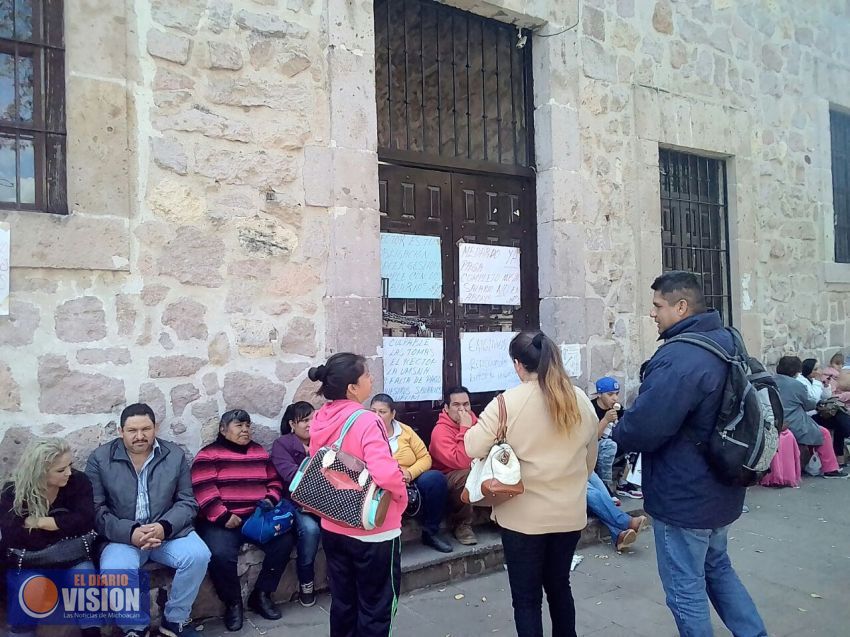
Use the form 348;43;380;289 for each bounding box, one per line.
460;331;521;393
382;337;444;402
380;233;442;299
0;222;8;316
458;243;521;305
560;344;582;378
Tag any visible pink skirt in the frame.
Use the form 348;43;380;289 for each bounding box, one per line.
760;429;801;488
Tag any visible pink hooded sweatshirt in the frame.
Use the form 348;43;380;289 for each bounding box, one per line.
309;399;407;538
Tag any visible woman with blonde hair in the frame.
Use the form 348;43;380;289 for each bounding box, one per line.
464;331;598;637
0;437;99;637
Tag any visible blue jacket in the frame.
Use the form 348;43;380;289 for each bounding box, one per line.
612;311;745;529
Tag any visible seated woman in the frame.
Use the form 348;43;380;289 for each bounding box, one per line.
774;356;848;479
802;358;850;465
371;394;453;554
271;401;320;607
192;409;295;632
0;438;99;637
760;420;801;488
586;471;646;552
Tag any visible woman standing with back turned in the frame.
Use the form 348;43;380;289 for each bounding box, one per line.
307;353;408;637
464;331;598;637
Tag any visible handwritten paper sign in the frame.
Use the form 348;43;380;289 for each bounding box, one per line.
382;337;444;402
560;343;582;378
460;331;521;393
458;243;521;305
380;233;442;299
0;222;8;316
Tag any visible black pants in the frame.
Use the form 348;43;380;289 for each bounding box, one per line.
501;527;581;637
814;412;850;457
322;529;401;637
197;522;294;604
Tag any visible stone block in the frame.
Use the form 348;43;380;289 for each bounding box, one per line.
275;361;309;384
538;221;587;298
238;217;299;257
115;294;137;337
155;107;251;143
540;296;606;343
324;297;381;357
582;38;617;83
235;10;308;38
55;297;107;343
207;0;233;33
206;77;313;112
326;207;381;298
533;31;580;108
209;42;243;70
0;362;21;411
76;348;132;365
38;355;125;415
157;226;225;287
332;148;380;209
141;285;169;307
652;1;673;34
0;427;34;478
303;146;333;207
149;356;207;379
281;317;317;358
202;373;220;396
328;46;378;151
147;29;192;65
582;5;605;41
151;137;189;175
536;168;581;224
66;0;127;80
152;0;205;34
327;0;375;50
171;383;201;417
153;68;195;91
208;333;231;366
222;372;286;418
139;383;168;424
0;301;40;346
162;299;208;340
534;104;579;172
192;399;220;425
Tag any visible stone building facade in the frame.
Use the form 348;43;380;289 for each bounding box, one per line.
1;0;849;469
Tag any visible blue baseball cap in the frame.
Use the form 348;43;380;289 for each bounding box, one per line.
595;377;620;394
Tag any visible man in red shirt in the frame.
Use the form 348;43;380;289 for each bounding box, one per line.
428;386;479;545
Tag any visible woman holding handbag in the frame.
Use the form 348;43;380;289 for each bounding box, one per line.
464;331;598;637
307;353;407;637
0;438;100;637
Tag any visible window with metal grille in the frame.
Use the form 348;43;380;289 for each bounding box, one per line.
831;109;850;263
0;0;66;214
659;148;733;324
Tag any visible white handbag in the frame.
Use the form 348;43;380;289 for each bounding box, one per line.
462;394;524;507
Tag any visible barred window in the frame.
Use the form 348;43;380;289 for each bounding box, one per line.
659;148;733;324
0;0;66;214
831;109;850;263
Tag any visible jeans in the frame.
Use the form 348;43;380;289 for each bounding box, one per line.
595;438;617;487
413;470;449;536
653;519;767;637
100;532;211;631
294;508;321;584
322;529;401;637
197;522;295;605
500;527;581;637
586;472;632;545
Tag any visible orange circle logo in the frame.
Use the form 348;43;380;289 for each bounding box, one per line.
18;575;59;619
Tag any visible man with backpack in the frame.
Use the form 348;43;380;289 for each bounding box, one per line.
612;271;768;637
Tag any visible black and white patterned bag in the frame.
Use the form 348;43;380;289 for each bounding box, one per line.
290;409;391;530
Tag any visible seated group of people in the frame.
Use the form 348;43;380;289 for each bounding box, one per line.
763;351;850;486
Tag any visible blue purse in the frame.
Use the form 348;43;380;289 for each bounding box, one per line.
241;498;295;544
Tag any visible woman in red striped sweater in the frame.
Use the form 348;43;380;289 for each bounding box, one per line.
191;409;295;632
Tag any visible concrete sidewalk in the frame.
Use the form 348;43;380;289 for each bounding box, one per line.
195;476;850;636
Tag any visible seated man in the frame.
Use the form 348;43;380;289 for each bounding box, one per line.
86;403;211;637
428;386;479;546
592;377;642;500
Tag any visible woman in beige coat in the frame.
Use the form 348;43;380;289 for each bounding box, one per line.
464;331;598;637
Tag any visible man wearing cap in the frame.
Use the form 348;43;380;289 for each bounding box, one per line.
592;377;643;500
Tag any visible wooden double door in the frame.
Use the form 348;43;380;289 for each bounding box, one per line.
379;164;538;440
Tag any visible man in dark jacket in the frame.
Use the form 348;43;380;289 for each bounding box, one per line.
612;271;767;637
86;403;210;637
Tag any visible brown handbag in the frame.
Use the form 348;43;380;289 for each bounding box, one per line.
461;394;525;507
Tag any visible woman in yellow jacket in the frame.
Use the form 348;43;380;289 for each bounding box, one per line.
371;394;454;554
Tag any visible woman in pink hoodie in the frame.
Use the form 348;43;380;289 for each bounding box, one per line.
307;353;407;637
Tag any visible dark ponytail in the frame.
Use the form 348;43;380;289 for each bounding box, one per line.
308;352;367;401
509;331;580;434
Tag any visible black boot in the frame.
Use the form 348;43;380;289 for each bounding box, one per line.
248;589;282;620
223;601;244;632
422;531;454;553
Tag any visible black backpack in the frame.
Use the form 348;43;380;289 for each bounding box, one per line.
662;327;782;487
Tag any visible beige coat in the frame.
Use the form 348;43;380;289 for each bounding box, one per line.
464;380;598;535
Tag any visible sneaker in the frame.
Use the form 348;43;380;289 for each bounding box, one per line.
616;484;644;499
299;581;316;608
159;619;198;637
453;524;478;546
823;469;850;479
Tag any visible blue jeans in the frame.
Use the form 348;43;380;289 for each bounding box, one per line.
595;438;617;486
294;508;321;584
413;470;448;536
653;520;767;637
586;472;632;545
100;531;211;630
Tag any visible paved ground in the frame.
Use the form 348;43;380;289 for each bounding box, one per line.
195;476;850;636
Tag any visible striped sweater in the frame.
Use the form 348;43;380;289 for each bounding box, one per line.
191;435;283;525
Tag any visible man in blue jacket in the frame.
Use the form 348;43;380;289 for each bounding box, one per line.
612;271;767;637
